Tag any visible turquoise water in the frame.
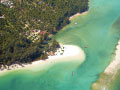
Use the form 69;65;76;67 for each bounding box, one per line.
0;0;120;90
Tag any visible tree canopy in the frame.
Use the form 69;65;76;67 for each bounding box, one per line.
0;0;88;68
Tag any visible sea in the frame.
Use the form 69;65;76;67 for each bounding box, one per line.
0;0;120;90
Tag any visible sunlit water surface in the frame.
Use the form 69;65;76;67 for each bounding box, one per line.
0;0;120;90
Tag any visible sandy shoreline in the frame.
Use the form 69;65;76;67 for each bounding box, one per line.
104;40;120;76
0;8;88;76
0;44;85;76
91;40;120;90
69;12;88;21
69;0;89;21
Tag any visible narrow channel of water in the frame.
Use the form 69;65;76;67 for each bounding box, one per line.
0;0;120;90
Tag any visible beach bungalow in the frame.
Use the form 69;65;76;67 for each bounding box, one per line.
1;0;5;3
38;1;42;5
40;31;46;35
0;15;5;18
1;0;8;5
1;0;14;8
0;16;3;18
49;51;54;56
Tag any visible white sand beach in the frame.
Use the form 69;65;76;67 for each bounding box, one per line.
69;12;88;21
104;40;120;76
0;44;86;76
91;40;120;90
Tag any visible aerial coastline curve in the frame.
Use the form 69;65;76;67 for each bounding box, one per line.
91;40;120;90
0;44;86;76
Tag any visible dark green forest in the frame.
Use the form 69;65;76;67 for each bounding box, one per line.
0;0;88;68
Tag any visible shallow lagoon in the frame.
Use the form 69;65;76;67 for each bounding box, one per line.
0;0;120;90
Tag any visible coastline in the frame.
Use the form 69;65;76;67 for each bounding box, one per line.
0;8;89;76
91;40;120;90
69;0;89;21
0;44;86;76
69;11;88;21
104;40;120;75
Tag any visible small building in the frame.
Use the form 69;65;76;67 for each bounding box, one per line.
49;51;54;56
0;15;5;18
1;0;14;8
38;1;42;5
48;34;53;37
40;31;46;35
1;0;9;4
1;0;5;3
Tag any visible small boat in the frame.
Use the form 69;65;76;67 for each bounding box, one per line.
84;46;87;48
72;72;74;76
75;22;77;24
